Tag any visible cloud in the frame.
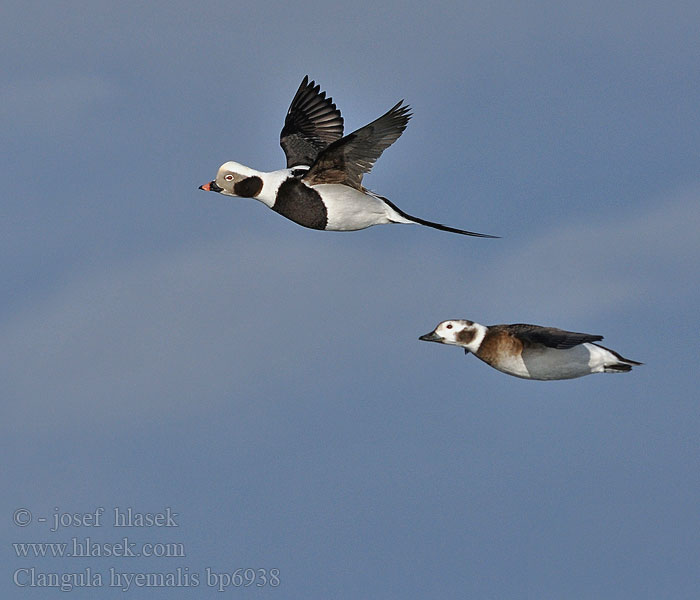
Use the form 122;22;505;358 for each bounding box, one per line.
0;231;452;430
473;186;700;321
2;185;696;432
1;235;283;428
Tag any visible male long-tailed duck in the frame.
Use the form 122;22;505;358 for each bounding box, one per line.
419;319;641;380
199;76;496;237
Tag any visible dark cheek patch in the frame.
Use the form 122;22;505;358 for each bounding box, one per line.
234;176;264;197
456;328;475;345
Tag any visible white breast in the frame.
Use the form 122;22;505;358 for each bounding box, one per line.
256;169;297;207
486;352;531;379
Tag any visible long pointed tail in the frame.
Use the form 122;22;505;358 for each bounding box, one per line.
402;212;500;238
594;343;643;373
381;195;499;238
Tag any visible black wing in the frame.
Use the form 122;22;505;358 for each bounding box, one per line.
280;76;344;168
303;101;411;190
504;324;604;349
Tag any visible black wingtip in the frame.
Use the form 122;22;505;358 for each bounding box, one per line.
593;343;643;366
387;100;413;123
617;356;643;367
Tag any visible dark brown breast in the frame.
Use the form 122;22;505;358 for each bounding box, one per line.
476;327;524;366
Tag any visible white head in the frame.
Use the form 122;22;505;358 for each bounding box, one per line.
199;161;264;198
419;319;487;354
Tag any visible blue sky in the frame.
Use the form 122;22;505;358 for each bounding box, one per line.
3;1;699;598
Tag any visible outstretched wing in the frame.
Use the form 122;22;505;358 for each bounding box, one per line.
505;324;604;349
303;101;411;189
280;76;344;168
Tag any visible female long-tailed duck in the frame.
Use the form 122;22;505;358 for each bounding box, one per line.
419;319;642;380
199;76;496;238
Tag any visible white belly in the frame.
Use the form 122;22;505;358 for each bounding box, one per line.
489;344;607;380
312;184;397;231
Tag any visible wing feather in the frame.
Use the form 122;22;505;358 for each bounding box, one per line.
280;76;344;168
303;101;411;189
501;324;604;349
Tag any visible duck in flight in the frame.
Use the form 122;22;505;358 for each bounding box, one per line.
419;319;642;380
199;76;497;237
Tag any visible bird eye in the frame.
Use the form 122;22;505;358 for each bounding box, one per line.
224;174;234;181
446;324;453;329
